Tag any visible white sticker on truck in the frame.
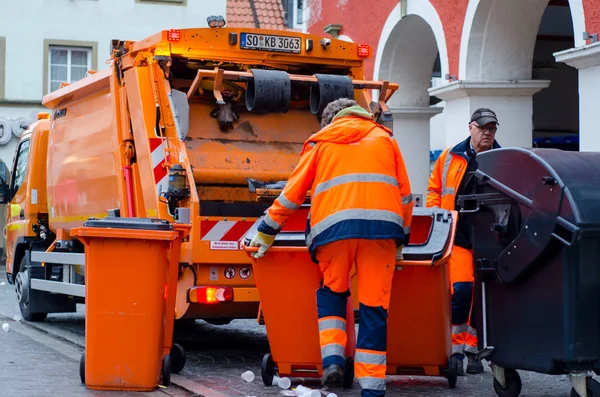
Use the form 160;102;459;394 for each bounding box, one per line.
210;241;239;251
209;267;218;281
31;189;38;205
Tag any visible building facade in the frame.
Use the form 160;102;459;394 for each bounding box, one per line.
303;0;599;198
0;0;226;168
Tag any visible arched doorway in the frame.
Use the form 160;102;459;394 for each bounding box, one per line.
456;0;582;150
373;1;448;200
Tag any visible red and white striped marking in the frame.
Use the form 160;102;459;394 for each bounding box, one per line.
150;137;169;195
200;221;254;250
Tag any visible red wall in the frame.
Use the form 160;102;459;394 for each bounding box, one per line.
308;0;600;81
429;0;469;78
584;0;600;41
308;0;398;80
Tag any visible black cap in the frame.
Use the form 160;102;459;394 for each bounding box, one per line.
470;108;499;126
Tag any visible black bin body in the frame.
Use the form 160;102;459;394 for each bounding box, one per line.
459;147;600;375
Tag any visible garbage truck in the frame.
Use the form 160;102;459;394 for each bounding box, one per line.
0;28;398;332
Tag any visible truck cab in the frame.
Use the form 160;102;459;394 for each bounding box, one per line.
2;113;77;321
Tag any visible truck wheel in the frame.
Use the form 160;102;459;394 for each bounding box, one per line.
15;257;47;322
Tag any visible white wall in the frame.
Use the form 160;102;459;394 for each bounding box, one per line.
579;65;600;151
441;94;536;150
0;0;226;166
0;0;225;102
429;106;446;151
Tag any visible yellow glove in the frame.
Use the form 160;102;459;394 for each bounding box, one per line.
396;244;404;261
249;232;275;259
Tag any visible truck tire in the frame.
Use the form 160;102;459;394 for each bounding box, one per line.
15;256;47;322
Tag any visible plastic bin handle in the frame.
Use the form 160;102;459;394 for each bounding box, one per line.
241;242;308;254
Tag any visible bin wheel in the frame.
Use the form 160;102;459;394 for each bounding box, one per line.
162;354;171;387
261;353;276;386
171;343;186;374
493;368;522;397
79;353;85;384
343;356;354;389
571;378;600;397
447;355;460;388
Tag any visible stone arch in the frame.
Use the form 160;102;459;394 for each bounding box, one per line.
459;0;586;80
371;0;448;199
373;0;449;106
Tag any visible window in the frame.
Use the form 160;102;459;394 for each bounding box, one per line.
48;46;92;93
12;139;30;193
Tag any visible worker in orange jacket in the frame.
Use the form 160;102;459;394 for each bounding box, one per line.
250;98;413;397
426;108;501;375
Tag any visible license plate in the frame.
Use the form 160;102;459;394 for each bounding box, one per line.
240;33;301;54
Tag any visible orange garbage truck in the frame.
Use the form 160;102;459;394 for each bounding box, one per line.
0;27;397;339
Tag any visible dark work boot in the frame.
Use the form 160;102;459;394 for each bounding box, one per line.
322;364;344;386
466;353;484;374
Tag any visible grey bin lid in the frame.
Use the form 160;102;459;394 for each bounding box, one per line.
82;217;173;231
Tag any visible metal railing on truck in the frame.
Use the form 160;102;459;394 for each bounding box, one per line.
29;251;85;298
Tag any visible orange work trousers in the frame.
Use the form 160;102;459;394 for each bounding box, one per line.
315;239;396;396
449;245;477;355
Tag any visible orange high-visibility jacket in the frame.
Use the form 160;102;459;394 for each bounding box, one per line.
257;108;413;254
426;137;501;210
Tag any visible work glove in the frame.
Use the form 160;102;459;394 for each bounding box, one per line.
249;232;276;259
396;245;404;261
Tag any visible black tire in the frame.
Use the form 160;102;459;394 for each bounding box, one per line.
447;355;460;388
79;353;85;384
170;343;186;374
162;354;171;386
15;256;47;322
343;356;354;389
493;368;522;397
261;353;276;386
571;378;600;397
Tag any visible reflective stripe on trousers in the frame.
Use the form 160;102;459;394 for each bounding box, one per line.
465;326;478;354
356;304;388;396
452;324;478;355
451;323;468;355
356;349;386;391
319;316;347;367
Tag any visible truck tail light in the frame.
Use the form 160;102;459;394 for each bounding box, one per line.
188;286;234;304
357;44;370;58
167;29;181;42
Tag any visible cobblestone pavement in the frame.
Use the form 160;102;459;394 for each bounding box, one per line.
0;268;589;397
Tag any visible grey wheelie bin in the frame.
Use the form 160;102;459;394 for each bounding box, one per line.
457;147;600;397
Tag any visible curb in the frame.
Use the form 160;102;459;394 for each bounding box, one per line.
0;309;213;396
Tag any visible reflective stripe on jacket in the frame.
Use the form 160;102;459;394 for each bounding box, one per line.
426;137;501;210
258;107;413;255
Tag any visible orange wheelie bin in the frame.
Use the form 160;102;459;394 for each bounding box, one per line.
354;207;458;387
242;207;356;389
72;217;190;391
